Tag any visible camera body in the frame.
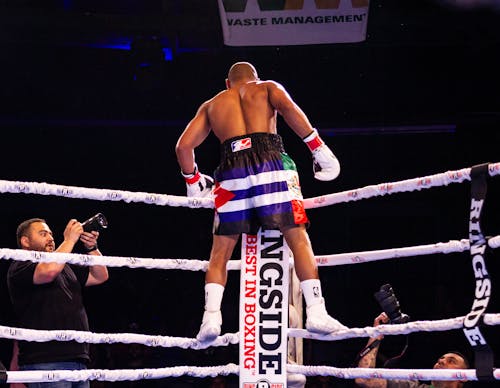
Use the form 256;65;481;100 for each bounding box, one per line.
374;284;410;324
82;213;108;232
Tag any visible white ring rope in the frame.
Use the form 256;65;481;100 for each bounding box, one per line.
489;234;500;248
2;161;499;383
6;365;500;384
304;161;500;209
286;365;500;381
6;364;240;384
0;325;239;349
1;314;499;348
0;180;213;209
288;314;500;341
315;237;500;267
0;162;498;209
2;232;499;271
0;248;217;271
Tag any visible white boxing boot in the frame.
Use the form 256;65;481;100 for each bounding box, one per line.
196;310;222;342
305;298;347;334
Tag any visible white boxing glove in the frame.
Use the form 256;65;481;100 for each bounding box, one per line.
303;129;340;181
181;163;214;198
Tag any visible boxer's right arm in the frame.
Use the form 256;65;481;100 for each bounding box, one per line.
176;102;213;197
175;102;212;175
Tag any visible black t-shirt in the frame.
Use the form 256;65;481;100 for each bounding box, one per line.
7;260;90;365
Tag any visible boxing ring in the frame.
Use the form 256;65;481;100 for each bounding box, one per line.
1;161;499;386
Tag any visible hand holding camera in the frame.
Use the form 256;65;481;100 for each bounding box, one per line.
81;213;108;253
353;284;410;366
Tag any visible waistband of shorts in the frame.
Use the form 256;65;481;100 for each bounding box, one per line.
221;132;284;156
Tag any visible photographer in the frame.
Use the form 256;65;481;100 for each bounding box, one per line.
355;312;469;388
7;217;108;388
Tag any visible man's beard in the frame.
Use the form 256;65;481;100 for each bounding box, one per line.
44;244;55;252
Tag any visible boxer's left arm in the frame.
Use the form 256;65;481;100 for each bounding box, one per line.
267;81;314;139
268;81;340;181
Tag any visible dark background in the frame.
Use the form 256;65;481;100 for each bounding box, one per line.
0;1;499;387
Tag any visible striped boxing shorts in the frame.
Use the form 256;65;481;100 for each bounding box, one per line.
213;132;309;235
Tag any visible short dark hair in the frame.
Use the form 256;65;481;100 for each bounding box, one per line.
446;350;470;369
16;218;46;248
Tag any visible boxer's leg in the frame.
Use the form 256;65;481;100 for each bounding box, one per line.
197;234;239;342
282;225;347;334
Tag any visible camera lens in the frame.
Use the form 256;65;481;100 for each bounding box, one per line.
82;213;108;232
95;214;107;228
374;284;409;324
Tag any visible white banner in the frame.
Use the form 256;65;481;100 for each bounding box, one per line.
240;229;290;388
218;0;370;46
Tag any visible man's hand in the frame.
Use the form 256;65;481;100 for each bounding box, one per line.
181;163;214;198
63;219;83;245
373;312;390;340
80;231;99;253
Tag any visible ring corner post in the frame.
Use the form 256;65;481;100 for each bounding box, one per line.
239;228;289;388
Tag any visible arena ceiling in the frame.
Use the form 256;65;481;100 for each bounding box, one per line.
0;0;499;128
1;1;499;51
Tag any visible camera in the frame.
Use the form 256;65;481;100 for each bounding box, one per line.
374;284;410;324
82;213;108;232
